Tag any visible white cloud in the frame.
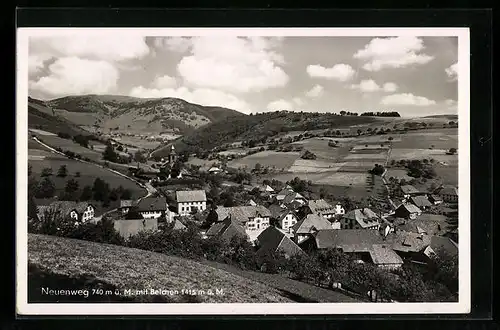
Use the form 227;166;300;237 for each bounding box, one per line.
445;62;458;80
29;57;119;97
306;64;355;81
29;36;150;63
28;54;51;75
176;36;288;93
129;85;252;114
350;79;380;92
305;84;324;98
380;93;436;106
444;99;458;112
153;75;177;89
354;36;434;71
267;99;293;111
153;37;193;53
383;82;398;92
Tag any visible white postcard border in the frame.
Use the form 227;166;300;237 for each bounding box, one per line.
16;27;470;315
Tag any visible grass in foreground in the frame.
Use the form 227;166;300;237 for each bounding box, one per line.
28;234;294;303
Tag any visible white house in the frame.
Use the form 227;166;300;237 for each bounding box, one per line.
135;197;168;219
277;210;299;233
215;205;272;231
176;190;207;216
307;199;345;219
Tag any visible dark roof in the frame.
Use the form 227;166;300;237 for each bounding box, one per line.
400;185;421;194
172;219;187;230
410;196;433;208
292;214;332;234
429;194;443;201
387;231;431;253
397;218;447;236
429;236;458;258
343;208;380;228
268;204;285;219
286;200;304;211
395;203;422;214
176;190;207;203
256;226;303;257
438;185;458;196
136;197;167;212
206;219;247;242
314;229;384;250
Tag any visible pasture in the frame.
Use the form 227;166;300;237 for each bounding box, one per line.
29;156;146;199
228;151;300;170
28;128;56;136
36;135;103;162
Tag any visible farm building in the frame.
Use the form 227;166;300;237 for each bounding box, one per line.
428;194;444;205
255;226;304;259
206;217;248;242
113;218;158;239
119;199;135;215
436;185;458;203
208;166;223;174
135;197;168;219
409;195;433;210
394;203;422;220
276;209;299;233
398;185;425;198
213;205;272;232
275;185;295;201
37;201;96;224
291;213;333;244
307;229;403;270
305;199;345;219
176;190;207;216
341;208;380;230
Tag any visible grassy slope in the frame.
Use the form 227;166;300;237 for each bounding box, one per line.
28;234;294;303
44;95;245;134
28;102;88;136
152;111;380;157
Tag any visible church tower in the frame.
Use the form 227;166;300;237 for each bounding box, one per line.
168;145;177;164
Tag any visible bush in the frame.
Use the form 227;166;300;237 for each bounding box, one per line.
301;150;317;160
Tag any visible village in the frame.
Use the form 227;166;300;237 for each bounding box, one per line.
33;138;459;298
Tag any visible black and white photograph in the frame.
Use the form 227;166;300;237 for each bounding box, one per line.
16;27;470;315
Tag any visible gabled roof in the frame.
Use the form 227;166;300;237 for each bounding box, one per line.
277;209;296;222
277;186;295;197
429;194;443;202
400;185;421;194
206;218;247;242
292;214;332;234
308;199;336;215
370;244;404;265
268;204;285;219
410;196;432;208
136;197;167;212
256;226;303;257
388;231;431;253
429;236;458;257
120;200;135;208
37;201;92;218
176;190;207;203
172;219;187;230
259;184;275;192
216;205;272;226
247;199;257;206
343;208;380;228
314;229;384;250
396;203;422;214
282;191;306;205
438;185;458;196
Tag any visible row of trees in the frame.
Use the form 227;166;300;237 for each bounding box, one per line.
360;111;401;117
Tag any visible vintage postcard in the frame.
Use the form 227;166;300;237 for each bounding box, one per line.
16;27;470;315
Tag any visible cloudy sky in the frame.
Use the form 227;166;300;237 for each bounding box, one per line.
28;35;458;117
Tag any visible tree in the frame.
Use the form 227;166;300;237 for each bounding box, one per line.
80;185;93;201
75;171;81;177
388;136;394;141
62;178;80;201
340;110;346;116
41;167;53;177
369;164;385;176
35;177;56;198
117;145;124;152
134;150;146;164
357;129;362;136
57;165;68;178
301;150;317;160
447;148;457;155
92;178;110;202
254;163;262;172
103;145;118;162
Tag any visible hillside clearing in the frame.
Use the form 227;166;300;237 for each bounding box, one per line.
28;234;294;303
228;151;300;170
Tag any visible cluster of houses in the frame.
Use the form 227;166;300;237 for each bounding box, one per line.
34;180;458;273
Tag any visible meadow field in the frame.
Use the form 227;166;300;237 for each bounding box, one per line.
36;135;103;162
28;151;146;198
228;151;300;171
